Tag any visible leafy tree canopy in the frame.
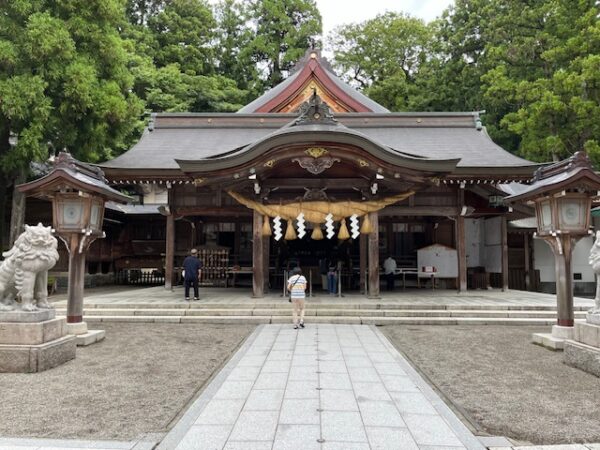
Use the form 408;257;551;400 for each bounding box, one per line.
246;0;322;88
0;0;144;168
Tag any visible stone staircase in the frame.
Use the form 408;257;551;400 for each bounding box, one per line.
53;302;590;325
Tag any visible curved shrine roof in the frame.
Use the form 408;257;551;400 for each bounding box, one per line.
101;112;537;173
101;50;540;178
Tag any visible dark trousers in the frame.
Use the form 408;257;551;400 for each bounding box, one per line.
184;278;199;299
386;273;395;291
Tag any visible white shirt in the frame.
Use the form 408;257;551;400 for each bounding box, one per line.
287;275;307;299
383;257;397;275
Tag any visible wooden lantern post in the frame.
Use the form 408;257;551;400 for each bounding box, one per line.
506;152;600;344
19;152;130;333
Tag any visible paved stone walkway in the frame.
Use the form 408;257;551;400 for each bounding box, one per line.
50;286;595;308
158;324;485;450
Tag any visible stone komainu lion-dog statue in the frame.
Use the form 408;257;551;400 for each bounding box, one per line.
589;230;600;314
0;224;59;312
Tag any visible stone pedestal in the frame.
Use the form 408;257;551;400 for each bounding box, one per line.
66;321;105;347
0;309;76;373
564;316;600;377
532;325;575;351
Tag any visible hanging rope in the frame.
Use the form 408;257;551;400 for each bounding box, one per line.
227;190;414;224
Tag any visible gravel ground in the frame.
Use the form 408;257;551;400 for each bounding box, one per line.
381;325;600;445
0;323;255;440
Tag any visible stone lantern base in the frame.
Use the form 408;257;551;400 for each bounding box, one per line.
0;309;76;373
532;325;575;350
564;316;600;377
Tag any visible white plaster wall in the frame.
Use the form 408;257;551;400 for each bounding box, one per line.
417;244;458;278
484;217;502;273
534;236;594;283
142;184;168;204
534;239;555;282
465;218;482;268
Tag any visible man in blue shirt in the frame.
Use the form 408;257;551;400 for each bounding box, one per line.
182;249;203;301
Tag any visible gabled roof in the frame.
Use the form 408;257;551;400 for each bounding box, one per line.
100;50;542;180
177;98;461;175
238;49;390;113
101;111;537;175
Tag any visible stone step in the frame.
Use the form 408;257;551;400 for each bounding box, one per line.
51;301;593;311
70;314;557;326
54;308;587;319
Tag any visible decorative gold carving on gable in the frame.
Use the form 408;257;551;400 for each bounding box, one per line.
305;147;328;158
277;77;352;113
292;156;341;175
264;159;276;168
357;159;370;167
193;177;205;186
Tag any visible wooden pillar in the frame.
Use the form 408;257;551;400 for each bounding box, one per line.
234;222;241;265
524;232;531;291
66;234;86;323
456;188;467;292
359;233;367;294
501;216;509;291
546;236;576;327
368;211;380;298
263;229;270;293
165;213;175;290
456;215;467;292
252;210;264;298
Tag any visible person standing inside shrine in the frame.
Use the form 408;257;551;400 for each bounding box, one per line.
384;255;397;291
327;260;337;295
183;248;203;301
287;267;307;329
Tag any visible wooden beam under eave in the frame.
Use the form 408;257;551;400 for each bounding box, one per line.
380;206;461;217
262;178;370;189
175;207;252;217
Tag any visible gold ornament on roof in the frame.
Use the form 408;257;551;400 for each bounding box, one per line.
264;159;276;168
305;147;328;158
357;159;370;167
193;177;205;186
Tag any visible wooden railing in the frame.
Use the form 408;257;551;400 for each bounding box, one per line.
115;269;165;286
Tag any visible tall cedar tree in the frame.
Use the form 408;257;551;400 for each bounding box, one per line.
124;0;247;111
246;0;322;88
0;0;144;246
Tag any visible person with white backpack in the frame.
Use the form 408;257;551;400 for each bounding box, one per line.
287;267;307;329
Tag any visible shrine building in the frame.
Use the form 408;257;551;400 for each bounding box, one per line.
33;49;597;297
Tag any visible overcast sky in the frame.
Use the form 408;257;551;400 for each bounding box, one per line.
209;1;454;37
317;0;454;37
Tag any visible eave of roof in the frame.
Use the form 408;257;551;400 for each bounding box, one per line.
19;167;131;203
176;123;461;174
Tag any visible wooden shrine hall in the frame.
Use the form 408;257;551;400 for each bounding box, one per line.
97;49;541;297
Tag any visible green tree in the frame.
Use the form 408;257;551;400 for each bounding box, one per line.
214;0;259;97
0;0;144;245
126;0;171;25
493;0;600;163
134;63;245;112
246;0;322;88
330;12;431;88
123;0;248;111
147;0;215;75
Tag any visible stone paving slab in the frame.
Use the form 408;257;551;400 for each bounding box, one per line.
156;323;486;450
